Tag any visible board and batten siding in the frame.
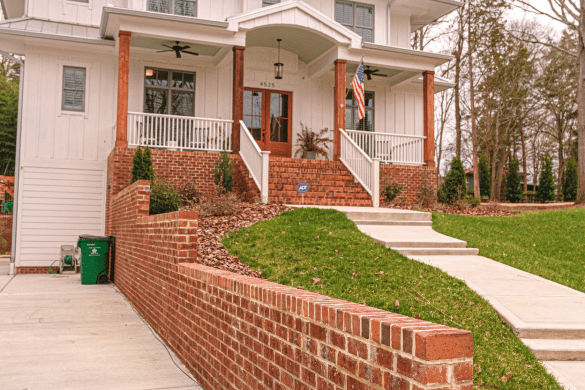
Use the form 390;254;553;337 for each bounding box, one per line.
17;165;106;267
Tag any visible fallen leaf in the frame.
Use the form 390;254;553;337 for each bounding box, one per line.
395;300;400;307
313;278;322;284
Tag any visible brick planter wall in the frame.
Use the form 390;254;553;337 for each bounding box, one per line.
109;181;473;390
380;165;438;205
0;215;12;254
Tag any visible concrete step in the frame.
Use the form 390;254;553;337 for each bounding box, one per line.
393;248;480;256
343;210;431;223
523;339;585;361
514;326;585;340
353;220;433;227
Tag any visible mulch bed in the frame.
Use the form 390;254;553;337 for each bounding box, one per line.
382;202;520;217
196;203;291;278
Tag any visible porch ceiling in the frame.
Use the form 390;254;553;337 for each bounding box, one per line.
246;26;335;64
130;36;221;57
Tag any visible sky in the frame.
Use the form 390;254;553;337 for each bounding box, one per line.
509;0;569;32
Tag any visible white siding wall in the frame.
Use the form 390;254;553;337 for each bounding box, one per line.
27;0;126;26
16;43;116;268
383;85;424;136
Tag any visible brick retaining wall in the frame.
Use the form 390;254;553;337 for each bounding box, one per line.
380;165;438;205
109;181;473;390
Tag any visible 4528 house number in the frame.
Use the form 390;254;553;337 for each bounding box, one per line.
259;82;276;88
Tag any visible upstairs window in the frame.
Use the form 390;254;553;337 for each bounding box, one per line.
335;1;374;43
62;66;86;112
147;0;197;17
262;0;280;6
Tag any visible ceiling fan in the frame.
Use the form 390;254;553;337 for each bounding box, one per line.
363;66;387;81
158;41;199;58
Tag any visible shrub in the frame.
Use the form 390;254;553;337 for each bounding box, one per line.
177;183;202;207
131;146;155;184
479;154;491;197
467;196;481;208
195;182;241;216
381;183;403;203
537;154;556;203
440;157;466;204
149;177;181;215
213;151;234;193
523;191;537;203
505;158;523;203
417;175;437;207
563;159;578;202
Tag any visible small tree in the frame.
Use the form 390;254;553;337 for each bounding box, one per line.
213;151;234;193
505;157;523;203
537;154;556;203
563;159;578;202
440;157;466;204
131;146;155;184
478;154;491;197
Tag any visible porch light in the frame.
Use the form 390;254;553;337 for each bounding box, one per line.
274;39;283;80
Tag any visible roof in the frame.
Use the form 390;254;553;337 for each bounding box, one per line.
0;18;114;45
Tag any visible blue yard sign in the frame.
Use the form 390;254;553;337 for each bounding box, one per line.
297;182;309;194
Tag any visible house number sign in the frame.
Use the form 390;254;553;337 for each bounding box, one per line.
259;82;276;88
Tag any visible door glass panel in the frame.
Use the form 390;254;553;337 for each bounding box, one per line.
270;93;289;143
244;90;263;141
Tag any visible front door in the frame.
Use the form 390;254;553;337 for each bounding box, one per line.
243;88;292;157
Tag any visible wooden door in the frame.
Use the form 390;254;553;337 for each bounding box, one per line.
243;88;292;157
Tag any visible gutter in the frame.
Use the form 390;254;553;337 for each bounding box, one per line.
386;0;398;46
361;42;453;62
0;27;115;46
0;50;23;276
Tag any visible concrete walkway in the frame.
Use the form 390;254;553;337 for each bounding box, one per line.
301;206;585;390
0;271;203;390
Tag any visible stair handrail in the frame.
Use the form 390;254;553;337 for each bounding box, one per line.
339;129;380;207
239;120;270;203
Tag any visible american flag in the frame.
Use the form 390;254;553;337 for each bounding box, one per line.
351;60;365;121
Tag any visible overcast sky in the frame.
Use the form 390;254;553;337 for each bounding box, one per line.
510;0;569;32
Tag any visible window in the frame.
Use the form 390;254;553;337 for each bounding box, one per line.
144;67;195;116
262;0;280;6
62;66;86;112
69;0;89;3
147;0;197;17
346;90;374;131
335;1;374;42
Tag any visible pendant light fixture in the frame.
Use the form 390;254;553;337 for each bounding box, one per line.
274;39;283;80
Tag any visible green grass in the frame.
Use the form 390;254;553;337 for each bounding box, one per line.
222;208;561;389
432;208;585;293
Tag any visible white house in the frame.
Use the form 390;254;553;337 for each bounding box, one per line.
0;0;460;274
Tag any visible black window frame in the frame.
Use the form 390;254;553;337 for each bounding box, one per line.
143;67;196;117
147;0;197;17
334;0;375;43
346;90;374;132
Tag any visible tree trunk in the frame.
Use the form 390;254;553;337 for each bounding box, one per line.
494;149;507;201
490;151;498;200
557;129;565;201
577;4;585;204
468;3;480;198
520;126;528;192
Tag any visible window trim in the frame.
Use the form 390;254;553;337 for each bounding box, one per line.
147;0;198;17
61;66;87;113
346;90;375;132
335;0;375;43
143;66;196;117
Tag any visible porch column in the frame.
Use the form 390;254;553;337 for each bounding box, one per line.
423;70;435;168
232;46;245;153
333;59;347;161
116;31;131;148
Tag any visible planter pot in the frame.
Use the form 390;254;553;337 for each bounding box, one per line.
305;151;317;159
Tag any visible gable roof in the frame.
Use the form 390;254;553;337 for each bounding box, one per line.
227;0;363;49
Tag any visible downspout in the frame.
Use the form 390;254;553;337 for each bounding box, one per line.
0;51;24;276
387;0;398;46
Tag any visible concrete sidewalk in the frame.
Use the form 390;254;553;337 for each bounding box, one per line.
0;273;203;390
312;205;585;390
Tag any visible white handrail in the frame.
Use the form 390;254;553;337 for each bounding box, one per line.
346;130;425;166
339;129;380;207
127;112;232;152
239;120;270;203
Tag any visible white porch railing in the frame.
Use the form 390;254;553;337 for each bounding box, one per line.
239;120;270;204
128;112;232;152
346;130;425;166
340;129;380;208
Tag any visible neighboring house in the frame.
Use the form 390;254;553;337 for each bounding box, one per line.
0;175;14;202
0;0;460;272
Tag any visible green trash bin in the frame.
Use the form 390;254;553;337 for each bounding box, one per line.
77;235;114;285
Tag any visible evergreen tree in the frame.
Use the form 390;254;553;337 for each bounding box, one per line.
563;159;578;202
0;66;18;176
131;146;155;184
505;157;523;203
213;151;234;193
478;154;491;197
440;157;466;204
537;155;556;203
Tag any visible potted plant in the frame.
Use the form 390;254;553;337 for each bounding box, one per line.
294;124;331;159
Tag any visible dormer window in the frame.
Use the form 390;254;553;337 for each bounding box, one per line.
262;0;280;6
147;0;197;17
335;1;374;43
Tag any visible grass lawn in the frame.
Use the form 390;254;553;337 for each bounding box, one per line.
222;208;561;389
432;208;585;293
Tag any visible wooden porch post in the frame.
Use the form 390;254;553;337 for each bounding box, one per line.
232;46;245;154
333;59;347;161
423;70;435;168
116;31;131;148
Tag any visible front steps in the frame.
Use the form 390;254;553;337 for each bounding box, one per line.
268;157;372;206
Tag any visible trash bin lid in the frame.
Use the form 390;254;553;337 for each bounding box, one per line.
78;235;113;242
